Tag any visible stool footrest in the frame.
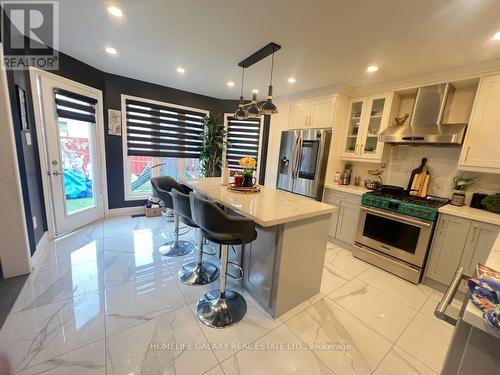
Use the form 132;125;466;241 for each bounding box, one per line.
226;262;243;281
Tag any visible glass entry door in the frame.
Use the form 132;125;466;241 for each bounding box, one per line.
38;75;104;236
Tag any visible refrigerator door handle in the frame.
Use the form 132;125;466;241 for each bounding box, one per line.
293;136;303;179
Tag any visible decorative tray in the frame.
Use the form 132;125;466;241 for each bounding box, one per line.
227;184;261;193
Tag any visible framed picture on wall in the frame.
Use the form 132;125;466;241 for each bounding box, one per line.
16;86;29;131
108;109;122;136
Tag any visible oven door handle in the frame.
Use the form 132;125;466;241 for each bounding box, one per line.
362;206;433;228
434;267;469;325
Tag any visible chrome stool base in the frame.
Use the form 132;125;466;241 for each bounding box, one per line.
159;240;194;257
178;261;219;285
196;289;247;328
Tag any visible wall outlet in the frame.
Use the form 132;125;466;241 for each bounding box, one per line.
32;216;37;230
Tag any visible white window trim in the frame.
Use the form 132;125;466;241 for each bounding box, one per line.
121;94;209;201
223;113;264;184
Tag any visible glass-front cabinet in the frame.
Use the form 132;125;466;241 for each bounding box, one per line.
341;93;393;162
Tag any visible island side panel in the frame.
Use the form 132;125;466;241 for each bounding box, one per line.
273;214;330;318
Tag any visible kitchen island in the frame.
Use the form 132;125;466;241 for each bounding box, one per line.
182;177;336;318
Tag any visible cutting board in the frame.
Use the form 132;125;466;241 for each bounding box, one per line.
409;158;430;197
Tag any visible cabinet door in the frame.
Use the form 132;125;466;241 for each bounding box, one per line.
425;215;470;285
335;201;361;244
309;97;336;128
265;104;290;188
341;98;367;158
460;221;499;275
288;102;311;129
459;74;500;171
359;94;392;160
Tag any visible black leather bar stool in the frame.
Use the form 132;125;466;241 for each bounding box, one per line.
151;176;194;257
190;192;257;328
171;189;219;285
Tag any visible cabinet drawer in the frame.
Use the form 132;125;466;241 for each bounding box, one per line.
323;188;361;205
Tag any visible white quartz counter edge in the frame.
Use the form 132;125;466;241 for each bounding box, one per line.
324;184;369;196
462;231;500;339
438;204;500;226
182;180;336;227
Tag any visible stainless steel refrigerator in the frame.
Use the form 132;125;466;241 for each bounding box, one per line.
276;129;332;200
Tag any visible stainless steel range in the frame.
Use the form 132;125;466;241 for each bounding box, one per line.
353;191;449;284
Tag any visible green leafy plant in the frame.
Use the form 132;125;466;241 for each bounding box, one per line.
481;194;500;214
452;174;479;191
199;116;227;177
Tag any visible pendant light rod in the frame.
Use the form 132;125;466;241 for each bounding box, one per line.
237;42;281;69
240;67;245;97
269;51;274;84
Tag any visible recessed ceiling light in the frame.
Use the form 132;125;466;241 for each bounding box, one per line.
252;89;259;93
367;65;379;73
107;6;123;18
288;77;296;84
227;81;235;87
176;67;185;74
493;32;500;41
105;46;117;55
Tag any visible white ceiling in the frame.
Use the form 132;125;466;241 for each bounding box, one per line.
57;0;500;99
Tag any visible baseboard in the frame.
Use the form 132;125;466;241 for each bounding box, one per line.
31;231;50;269
328;237;353;251
105;206;145;218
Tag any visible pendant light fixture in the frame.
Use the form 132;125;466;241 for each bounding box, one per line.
260;50;278;115
234;67;247;120
246;91;260;118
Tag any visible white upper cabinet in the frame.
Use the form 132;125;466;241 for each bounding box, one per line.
340;93;393;162
264;104;290;188
288;96;336;129
458;74;500;173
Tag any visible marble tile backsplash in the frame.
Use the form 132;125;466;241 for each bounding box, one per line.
346;146;500;199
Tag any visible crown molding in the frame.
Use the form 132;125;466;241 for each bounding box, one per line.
275;82;352;104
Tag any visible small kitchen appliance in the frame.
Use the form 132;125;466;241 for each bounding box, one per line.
353;190;449;284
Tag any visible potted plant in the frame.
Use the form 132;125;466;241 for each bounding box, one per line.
199;116;227;177
239;157;257;187
451;174;479;206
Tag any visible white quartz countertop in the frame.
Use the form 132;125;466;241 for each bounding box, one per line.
324;184;369;196
462;231;500;339
438;204;500;226
182;177;336;227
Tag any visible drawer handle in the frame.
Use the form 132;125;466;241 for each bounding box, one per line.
434;267;469;325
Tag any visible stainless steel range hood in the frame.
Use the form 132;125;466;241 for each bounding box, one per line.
379;83;467;145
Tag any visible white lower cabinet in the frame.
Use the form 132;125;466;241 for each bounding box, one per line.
323;188;361;246
425;214;499;285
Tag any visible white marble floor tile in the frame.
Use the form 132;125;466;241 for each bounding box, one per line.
106;305;218;375
327;247;372;277
12;258;104;313
357;267;433;310
277;299;311;322
105;275;186;336
287;298;392;375
191;292;281;362
16;339;106;375
220;324;333;375
103;247;172;289
373;346;437;375
102;229;154;253
203;365;225;375
102;216;149;239
328;278;418;342
309;262;355;304
35;236;104;271
396;313;454;373
0;291;105;373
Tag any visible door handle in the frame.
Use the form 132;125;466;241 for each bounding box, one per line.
52;171;62;176
464;146;470;163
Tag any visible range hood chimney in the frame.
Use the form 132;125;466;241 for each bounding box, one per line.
379;83;467;145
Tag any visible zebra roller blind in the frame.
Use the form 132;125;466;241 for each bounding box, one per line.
125;98;208;158
54;88;97;123
226;117;261;171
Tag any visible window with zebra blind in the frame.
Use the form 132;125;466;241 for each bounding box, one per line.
225;116;262;172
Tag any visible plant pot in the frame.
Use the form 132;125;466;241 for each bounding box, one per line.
242;175;256;187
451;191;465;207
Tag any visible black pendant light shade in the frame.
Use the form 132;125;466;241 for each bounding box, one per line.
234;68;247;119
260;85;278;115
260;50;278;115
246;92;260;118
